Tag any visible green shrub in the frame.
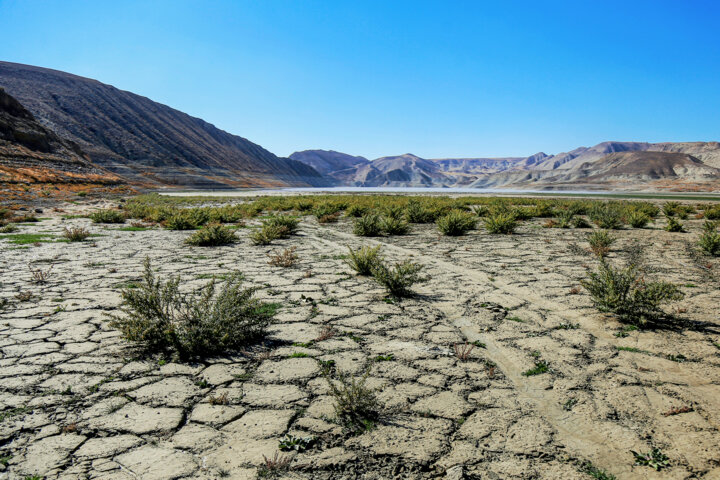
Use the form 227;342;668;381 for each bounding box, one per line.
664;216;684;232
589;204;623;229
662;201;680;217
345;245;382;275
627;211;650;228
0;224;18;233
346;205;368;218
380;216;410;235
436;210;476;236
323;365;379;434
249;224;286;245
185;223;237;246
90;209;125;224
704;205;720;220
383;205;405;220
371;259;427;297
588;230;615;257
581;259;683;326
483;212;517;234
699;221;720;256
353;214;383;237
62;227;90;242
555;210;574;229
313;203;343;220
108;258;275;359
406;200;440;223
572;216;592;228
265;215;300;235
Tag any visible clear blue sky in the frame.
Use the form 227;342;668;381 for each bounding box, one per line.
2;0;719;159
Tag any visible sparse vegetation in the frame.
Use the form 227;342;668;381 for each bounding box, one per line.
436;210;476;236
353;213;383;237
62;226;90;242
90;209;125;224
268;247;299;268
483;211;517;234
185;222;237;246
345;245;382;275
698;221;720;256
107;258;275;359
627;210;650;228
380;215;410;235
581;259;684;326
632;447;670;471
664;215;684;232
371;259;427;297
323;365;379;434
588;230;615;257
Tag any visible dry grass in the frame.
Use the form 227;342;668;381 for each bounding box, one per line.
268;247;299;268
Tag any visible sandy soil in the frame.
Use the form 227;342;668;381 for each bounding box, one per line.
1;201;719;479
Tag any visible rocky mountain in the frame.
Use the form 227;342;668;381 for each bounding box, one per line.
0;61;329;188
0;87;119;185
292;142;720;191
289;150;369;177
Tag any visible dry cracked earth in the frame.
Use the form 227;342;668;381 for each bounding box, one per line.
1;200;719;479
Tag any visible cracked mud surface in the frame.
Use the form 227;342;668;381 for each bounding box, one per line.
1;201;719;479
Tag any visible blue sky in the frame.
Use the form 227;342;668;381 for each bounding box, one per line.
1;0;719;159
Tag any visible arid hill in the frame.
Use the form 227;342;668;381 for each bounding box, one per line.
0;87;119;185
0;61;329;189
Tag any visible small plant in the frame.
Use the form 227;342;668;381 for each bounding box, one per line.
664;216;684;232
185;222;237;246
279;434;315;452
380;216;410;235
353;213;383;237
587;230;615;257
632;447;670;471
250;224;285;245
90;209;125;224
0;223;17;233
314;325;336;342
107;258;275;359
345;245;382;275
483;211;517;234
523;359;549;376
453;342;475;361
266;215;300;235
698;221;720;256
29;263;53;284
268;247;299;268
627;210;650;228
579;461;616;480
258;452;293;477
436;210;476;236
581;259;684;326
563;398;578;411
323;365;379;434
590;205;623;229
405;200;439;223
371;259;427;297
572;216;592;228
62;226;90;242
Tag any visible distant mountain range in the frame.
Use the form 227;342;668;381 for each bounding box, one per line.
0;61;329;189
291;142;720;191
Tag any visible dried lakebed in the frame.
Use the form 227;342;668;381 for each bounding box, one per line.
1;210;719;479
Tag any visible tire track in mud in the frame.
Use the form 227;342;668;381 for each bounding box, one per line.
302;225;719;479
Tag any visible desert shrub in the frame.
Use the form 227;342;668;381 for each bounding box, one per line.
314;203;343;220
588;230;615;257
108;258;275;358
555;210;575;229
371;259;427;297
185;223;237;246
268;247;298;267
531;203;555;218
437;210;476;236
664;216;684;232
662;202;680;217
318;212;341;223
62;227;90;242
345;245;382;275
0;223;18;233
589;204;623;229
698;221;720;256
265;215;300;235
90;209;125;224
483;211;517;234
383;205;405;220
627;211;650;228
380;216;410;235
572;216;592;228
346;204;368;218
165;214;197;230
323;365;379;434
406;200;440;223
353;214;383;237
581;259;683;326
249;225;285;245
704;205;720;220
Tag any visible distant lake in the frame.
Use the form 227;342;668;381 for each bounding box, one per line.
159;187;720;200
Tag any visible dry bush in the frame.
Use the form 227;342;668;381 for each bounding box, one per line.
453;342;475;361
29;264;53;284
268;247;299;268
62;226;90;242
